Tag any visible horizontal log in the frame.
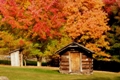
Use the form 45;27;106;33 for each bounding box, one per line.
61;57;69;60
82;59;92;61
61;55;69;58
82;60;92;62
82;65;90;67
60;66;69;68
82;66;93;70
60;61;69;64
82;55;87;58
60;59;69;62
60;67;69;70
82;69;93;71
82;67;93;70
82;64;93;67
82;62;91;64
60;56;69;60
60;63;69;66
64;52;69;55
82;66;90;69
82;64;93;66
83;65;93;67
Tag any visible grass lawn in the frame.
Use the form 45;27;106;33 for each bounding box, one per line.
0;65;120;80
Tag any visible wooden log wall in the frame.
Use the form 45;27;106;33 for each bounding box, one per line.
59;52;69;73
82;54;93;74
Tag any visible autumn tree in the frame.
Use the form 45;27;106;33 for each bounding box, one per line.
103;0;120;61
0;0;65;66
0;31;17;54
63;0;110;60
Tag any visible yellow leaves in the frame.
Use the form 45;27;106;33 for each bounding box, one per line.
0;31;21;51
98;52;111;57
16;0;31;9
63;0;83;16
96;35;110;49
65;8;109;40
0;15;2;21
0;31;14;42
93;0;104;8
86;43;101;52
64;3;110;59
23;0;31;9
86;43;111;59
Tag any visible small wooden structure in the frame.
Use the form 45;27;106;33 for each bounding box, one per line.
9;49;23;66
56;42;94;74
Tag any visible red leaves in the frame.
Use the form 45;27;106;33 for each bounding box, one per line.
7;0;16;6
104;6;112;14
19;39;25;46
46;0;57;10
0;0;65;40
103;0;120;15
116;0;120;7
0;0;6;4
103;0;116;5
33;22;49;33
32;22;50;39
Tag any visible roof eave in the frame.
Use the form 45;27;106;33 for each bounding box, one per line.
55;42;94;55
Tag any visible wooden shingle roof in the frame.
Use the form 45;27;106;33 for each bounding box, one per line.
55;42;94;55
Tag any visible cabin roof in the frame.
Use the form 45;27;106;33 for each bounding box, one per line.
55;42;94;55
9;48;23;54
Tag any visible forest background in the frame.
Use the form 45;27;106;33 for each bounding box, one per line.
0;0;120;67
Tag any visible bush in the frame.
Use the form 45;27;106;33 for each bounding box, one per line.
0;60;11;65
47;55;59;67
24;60;37;66
41;62;48;66
94;59;120;72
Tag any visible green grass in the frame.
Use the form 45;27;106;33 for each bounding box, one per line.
0;66;120;80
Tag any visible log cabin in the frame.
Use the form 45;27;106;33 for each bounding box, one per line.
56;42;94;74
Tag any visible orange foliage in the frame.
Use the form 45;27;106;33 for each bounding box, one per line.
63;0;110;59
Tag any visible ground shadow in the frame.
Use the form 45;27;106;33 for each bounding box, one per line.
53;70;59;73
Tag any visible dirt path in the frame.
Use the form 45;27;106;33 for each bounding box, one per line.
23;66;59;70
0;65;59;70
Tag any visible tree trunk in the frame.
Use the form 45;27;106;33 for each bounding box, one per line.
24;59;27;66
20;53;23;67
36;56;42;66
37;61;42;66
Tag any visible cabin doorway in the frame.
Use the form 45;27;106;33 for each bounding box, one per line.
69;52;81;73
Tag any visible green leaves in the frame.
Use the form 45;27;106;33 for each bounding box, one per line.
103;0;120;61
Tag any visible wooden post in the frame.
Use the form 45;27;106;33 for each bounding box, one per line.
80;53;82;72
